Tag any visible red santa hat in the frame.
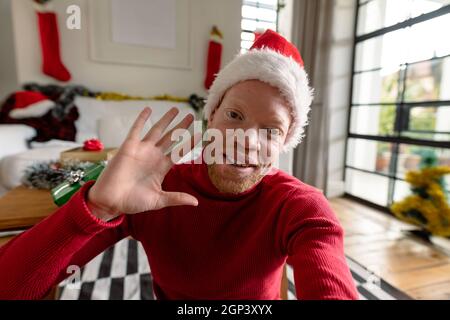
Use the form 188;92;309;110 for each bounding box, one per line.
9;91;55;119
203;29;313;151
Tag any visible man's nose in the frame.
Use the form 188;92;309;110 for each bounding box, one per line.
229;129;259;164
228;128;259;151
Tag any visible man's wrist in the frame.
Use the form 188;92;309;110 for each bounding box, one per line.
86;188;120;222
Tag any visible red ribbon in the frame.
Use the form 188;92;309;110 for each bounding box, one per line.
83;139;104;151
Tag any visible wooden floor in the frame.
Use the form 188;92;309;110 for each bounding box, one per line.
330;197;450;300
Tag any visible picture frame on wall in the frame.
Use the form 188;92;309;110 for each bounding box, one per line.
88;0;193;70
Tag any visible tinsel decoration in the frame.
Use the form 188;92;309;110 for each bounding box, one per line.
21;160;98;190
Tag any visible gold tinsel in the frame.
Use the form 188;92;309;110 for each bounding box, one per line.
95;92;189;103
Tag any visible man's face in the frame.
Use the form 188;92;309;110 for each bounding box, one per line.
206;80;291;194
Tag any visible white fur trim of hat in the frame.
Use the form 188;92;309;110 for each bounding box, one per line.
203;30;314;152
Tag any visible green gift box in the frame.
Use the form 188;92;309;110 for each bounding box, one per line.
51;163;105;207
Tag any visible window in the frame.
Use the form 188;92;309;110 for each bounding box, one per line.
240;0;279;53
345;0;450;209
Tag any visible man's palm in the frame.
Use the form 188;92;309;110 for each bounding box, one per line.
88;107;199;219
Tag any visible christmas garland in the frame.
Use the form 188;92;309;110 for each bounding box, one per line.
21;160;97;190
95;92;205;112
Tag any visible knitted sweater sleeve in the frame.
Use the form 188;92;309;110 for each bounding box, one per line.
280;190;359;300
0;181;130;299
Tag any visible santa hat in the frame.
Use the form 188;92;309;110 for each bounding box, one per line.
9;91;55;119
203;29;313;151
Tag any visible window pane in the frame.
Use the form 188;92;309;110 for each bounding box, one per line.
241;19;276;32
445;173;450;191
242;5;277;22
357;0;450;36
244;0;278;8
347;138;393;174
401;106;450;141
242;19;257;31
355;16;450;72
241;31;255;42
241;1;278;51
256;21;277;31
358;0;408;35
404;56;450;102
355;29;408;71
352;69;400;104
350;105;396;136
345;168;390;206
405;14;450;62
396;144;450;179
393;179;413;202
242;5;259;20
241;40;253;50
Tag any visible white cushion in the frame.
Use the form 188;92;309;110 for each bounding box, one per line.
98;115;153;148
74;97;196;143
0;124;35;159
0;146;72;189
30;139;82;149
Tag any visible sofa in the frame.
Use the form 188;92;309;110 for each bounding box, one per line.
0;96;198;194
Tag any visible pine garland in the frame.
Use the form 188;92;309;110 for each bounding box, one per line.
21;160;95;190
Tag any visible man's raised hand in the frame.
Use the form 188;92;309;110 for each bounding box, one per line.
87;107;201;221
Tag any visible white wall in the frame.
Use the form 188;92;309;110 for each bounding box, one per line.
324;0;357;198
0;0;18;99
10;0;242;97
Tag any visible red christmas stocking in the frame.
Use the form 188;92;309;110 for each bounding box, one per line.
204;26;223;90
37;11;71;82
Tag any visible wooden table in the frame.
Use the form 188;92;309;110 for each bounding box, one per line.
0;186;57;232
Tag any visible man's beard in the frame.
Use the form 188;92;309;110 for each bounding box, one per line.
207;164;265;194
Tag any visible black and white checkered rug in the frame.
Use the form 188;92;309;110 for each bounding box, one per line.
58;239;412;300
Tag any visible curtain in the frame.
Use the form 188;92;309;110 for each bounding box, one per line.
291;0;334;192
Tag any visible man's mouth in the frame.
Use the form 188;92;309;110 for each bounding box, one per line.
223;153;259;168
231;163;257;168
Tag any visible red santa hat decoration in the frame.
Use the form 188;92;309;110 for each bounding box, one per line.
203;29;314;151
9;91;55;119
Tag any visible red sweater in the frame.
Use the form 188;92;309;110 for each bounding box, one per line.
0;161;358;300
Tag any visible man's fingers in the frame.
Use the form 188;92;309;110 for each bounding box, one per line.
126;107;152;141
143;107;179;142
156;113;194;151
157;191;199;208
166;131;202;164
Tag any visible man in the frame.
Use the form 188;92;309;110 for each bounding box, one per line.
0;30;358;300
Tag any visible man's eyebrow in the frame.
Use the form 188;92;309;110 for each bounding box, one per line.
225;98;247;109
263;113;285;126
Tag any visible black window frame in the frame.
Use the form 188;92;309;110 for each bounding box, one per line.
344;0;450;212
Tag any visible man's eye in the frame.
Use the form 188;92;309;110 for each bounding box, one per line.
266;128;281;136
226;111;242;120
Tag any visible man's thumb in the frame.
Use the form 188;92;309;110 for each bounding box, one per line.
158;191;199;208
